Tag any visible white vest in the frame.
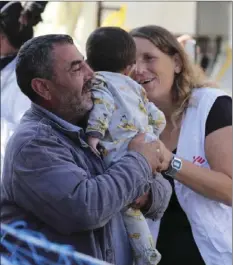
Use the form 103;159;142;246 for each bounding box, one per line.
1;58;31;177
148;88;232;265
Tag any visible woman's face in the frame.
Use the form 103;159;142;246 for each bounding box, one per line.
133;37;181;103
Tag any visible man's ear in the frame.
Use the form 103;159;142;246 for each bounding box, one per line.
31;78;51;100
173;53;182;74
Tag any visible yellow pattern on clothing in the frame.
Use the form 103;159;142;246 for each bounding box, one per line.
138;99;147;114
149;235;155;248
148;113;157;126
117;115;138;131
101;148;109;157
94;98;112;111
141;88;148;104
87;115;108;135
120;86;127;91
130;233;141;239
154;112;166;127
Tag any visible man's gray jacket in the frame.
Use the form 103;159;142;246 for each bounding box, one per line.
1;103;172;264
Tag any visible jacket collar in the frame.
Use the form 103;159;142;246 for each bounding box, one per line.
30;103;88;146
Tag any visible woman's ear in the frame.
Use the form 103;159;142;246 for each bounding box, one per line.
174;53;182;74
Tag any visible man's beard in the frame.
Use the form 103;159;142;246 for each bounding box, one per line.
57;94;91;125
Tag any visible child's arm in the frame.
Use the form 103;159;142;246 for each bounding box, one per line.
137;85;166;137
86;77;115;149
146;102;166;137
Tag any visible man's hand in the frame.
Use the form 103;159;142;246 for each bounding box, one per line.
156;140;173;172
128;133;163;173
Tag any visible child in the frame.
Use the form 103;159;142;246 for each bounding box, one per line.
86;27;166;265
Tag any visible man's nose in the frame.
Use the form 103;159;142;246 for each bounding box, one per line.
83;61;94;80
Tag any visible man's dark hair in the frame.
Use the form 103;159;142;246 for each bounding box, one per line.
16;34;73;102
86;27;136;73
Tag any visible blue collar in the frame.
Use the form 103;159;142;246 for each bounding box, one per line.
30;103;88;147
31;103;82;132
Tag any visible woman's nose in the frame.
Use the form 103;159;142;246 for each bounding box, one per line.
135;61;146;74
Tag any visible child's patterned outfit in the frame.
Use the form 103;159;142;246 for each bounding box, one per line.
86;71;166;265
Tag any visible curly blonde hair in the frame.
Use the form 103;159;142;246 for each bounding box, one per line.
130;25;217;127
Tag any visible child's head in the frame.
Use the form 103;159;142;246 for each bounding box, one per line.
86;27;136;74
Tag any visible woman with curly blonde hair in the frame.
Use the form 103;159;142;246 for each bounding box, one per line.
130;25;232;265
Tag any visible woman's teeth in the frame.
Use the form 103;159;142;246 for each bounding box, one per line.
139;78;154;84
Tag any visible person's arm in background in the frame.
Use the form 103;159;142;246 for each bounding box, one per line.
177;34;193;47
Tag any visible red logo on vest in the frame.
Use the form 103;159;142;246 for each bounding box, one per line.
193;156;206;164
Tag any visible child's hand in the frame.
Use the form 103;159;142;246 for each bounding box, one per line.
88;136;100;155
131;192;151;210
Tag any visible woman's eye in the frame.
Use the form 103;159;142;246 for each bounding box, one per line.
145;55;155;61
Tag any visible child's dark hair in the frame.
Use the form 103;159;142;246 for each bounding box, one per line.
86;26;136;73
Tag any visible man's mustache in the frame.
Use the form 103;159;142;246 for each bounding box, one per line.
83;78;93;91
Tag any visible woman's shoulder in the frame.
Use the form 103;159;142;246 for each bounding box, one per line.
191;87;230;103
187;87;231;113
192;87;229;97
